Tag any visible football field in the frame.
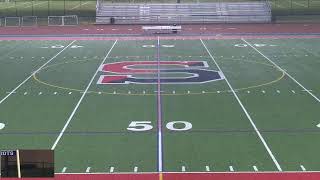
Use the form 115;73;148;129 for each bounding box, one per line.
0;37;320;173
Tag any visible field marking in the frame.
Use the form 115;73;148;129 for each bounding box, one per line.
0;41;76;106
32;58;285;96
50;40;117;150
109;167;114;173
157;36;163;172
0;123;5;130
242;38;320;104
229;166;234;172
205;165;210;172
181;166;186;172
55;170;320;175
201;39;282;171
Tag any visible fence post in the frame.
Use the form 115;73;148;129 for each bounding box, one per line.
48;0;50;16
15;0;17;16
290;0;292;15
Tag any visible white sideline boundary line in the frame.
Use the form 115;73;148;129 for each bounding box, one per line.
200;39;282;172
51;40;118;150
0;40;76;105
242;38;320;104
55;170;320;175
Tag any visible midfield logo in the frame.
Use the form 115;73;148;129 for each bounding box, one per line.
97;61;224;84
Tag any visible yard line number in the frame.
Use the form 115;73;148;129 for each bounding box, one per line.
127;121;192;131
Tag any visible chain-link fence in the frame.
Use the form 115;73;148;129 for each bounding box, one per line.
0;0;96;17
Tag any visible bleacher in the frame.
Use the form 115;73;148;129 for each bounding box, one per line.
96;2;271;24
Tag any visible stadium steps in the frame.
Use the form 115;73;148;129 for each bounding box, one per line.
96;2;271;24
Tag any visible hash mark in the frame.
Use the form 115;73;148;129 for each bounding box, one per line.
229;166;234;172
205;165;210;172
109;166;114;173
181;166;186;172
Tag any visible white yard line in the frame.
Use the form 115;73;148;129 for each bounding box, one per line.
51;40;117;150
200;39;282;172
70;1;91;10
0;40;76;105
242;38;320;104
156;36;163;172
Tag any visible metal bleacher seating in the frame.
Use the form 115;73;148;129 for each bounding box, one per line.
96;2;272;24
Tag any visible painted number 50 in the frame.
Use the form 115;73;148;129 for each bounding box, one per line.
127;121;192;131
